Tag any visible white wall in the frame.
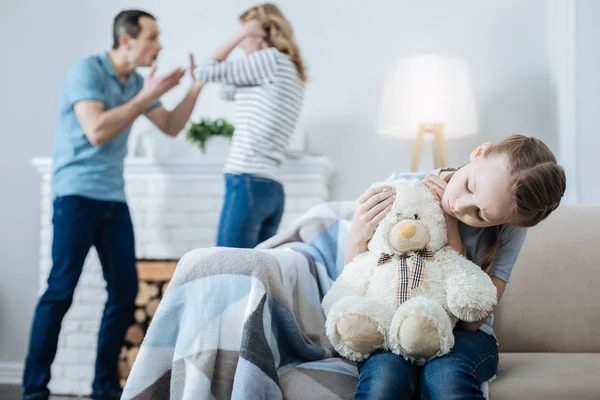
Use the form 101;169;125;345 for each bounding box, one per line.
1;0;556;366
576;0;600;205
0;0;93;367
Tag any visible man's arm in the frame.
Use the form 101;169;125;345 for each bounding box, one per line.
75;94;155;146
75;63;184;146
145;54;204;137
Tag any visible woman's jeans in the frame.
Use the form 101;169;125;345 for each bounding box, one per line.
217;173;284;248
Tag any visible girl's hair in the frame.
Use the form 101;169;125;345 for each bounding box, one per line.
239;3;307;83
480;135;566;271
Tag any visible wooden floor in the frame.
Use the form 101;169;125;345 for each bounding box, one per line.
0;385;90;400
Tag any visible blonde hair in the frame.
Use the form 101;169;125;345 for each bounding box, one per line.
240;3;307;83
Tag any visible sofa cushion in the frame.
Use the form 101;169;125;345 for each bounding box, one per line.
491;353;600;399
494;206;600;353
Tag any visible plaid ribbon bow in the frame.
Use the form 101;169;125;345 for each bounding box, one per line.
377;249;434;306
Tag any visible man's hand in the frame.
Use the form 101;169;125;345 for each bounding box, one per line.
144;56;204;137
141;61;185;100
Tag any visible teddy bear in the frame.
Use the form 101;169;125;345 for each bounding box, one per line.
321;179;498;364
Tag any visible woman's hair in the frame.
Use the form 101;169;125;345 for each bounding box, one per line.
480;135;566;271
239;3;307;83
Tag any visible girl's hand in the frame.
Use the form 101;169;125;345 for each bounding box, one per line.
456;318;488;332
424;174;465;255
423;174;447;204
345;186;396;263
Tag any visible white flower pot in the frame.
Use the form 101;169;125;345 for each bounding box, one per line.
195;136;231;162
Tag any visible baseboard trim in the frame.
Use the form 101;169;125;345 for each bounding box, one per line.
0;362;23;384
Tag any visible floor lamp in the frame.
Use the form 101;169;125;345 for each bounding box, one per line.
378;55;478;172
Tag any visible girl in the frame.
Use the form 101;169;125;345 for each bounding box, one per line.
194;3;306;248
347;135;566;399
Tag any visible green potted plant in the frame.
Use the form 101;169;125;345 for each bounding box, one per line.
186;118;234;154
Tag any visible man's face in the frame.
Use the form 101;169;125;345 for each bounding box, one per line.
126;17;162;67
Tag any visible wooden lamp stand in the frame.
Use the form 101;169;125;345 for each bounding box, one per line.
411;123;448;172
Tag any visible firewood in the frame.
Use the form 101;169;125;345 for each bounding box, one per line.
134;308;147;324
146;299;160;318
126;346;139;368
125;325;145;346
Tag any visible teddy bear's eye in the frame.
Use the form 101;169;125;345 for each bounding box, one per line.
414;213;420;220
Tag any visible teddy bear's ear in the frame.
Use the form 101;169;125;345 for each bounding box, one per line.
368;223;389;255
367;206;396;255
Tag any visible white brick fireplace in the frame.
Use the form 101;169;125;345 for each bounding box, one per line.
32;156;333;395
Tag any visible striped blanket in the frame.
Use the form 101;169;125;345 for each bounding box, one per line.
122;201;359;400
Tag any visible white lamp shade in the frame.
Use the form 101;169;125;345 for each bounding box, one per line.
378;55;478;139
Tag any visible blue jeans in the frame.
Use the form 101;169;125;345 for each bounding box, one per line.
217;173;284;248
355;330;499;400
23;195;138;400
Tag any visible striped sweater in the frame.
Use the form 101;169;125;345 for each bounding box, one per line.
194;48;304;181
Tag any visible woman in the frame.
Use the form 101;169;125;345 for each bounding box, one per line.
194;3;306;248
349;135;566;399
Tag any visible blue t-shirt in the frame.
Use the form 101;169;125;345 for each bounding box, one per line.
52;52;161;202
387;170;527;336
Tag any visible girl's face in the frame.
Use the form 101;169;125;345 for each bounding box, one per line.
441;144;514;228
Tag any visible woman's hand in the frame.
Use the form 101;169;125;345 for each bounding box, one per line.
188;53;204;91
211;20;266;62
345;186;396;263
240;19;266;38
424;175;465;256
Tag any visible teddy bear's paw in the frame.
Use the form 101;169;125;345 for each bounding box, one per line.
395;313;441;359
447;288;495;322
388;296;455;364
447;302;490;323
445;269;498;322
336;314;385;353
325;295;394;361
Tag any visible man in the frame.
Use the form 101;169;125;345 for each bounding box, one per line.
23;10;203;400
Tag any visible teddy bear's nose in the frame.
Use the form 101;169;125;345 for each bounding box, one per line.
397;220;417;239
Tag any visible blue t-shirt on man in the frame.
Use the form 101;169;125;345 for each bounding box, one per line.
52;52;160;202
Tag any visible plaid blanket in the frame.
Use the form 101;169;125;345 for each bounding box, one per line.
121;201;359;400
122;200;491;399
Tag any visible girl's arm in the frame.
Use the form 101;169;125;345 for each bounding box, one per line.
458;226;526;330
345;186;396;264
445;216;467;256
424;174;465;255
